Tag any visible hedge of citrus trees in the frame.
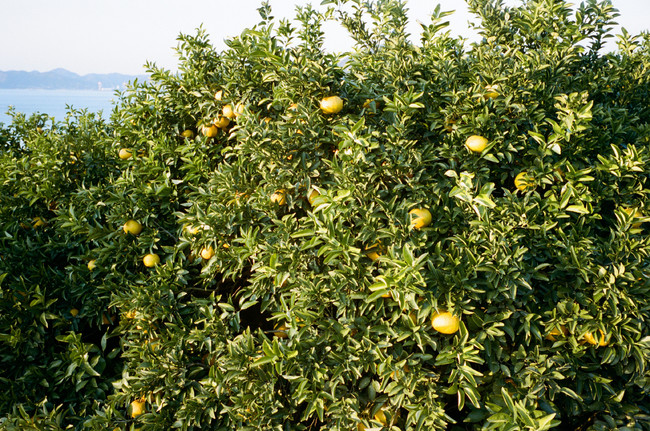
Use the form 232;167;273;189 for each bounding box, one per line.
1;0;649;429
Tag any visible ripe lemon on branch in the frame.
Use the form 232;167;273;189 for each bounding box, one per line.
583;329;610;347
409;208;432;229
201;124;219;138
465;135;488;153
374;407;388;426
320;96;343;114
373;405;398;426
213;115;230;129
143;253;160;267
271;189;287;205
274;323;289;338
307;189;320;205
130;398;145;418
200;246;215;260
514;171;536;192
118;148;132;160
180;129;195;139
484;84;500;99
222;104;236;120
545;325;568;341
431;310;460;334
364;242;384;261
123;220;143;235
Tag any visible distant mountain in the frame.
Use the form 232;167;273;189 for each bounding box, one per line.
0;68;148;90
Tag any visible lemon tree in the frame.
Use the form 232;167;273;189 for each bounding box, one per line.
1;1;649;430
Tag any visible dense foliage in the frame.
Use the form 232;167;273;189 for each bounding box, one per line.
1;0;649;430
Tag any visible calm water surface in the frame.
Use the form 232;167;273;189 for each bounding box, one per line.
0;89;117;125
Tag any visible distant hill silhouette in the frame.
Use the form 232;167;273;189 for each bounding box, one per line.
0;68;148;90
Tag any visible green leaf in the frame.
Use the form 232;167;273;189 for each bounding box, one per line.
537;413;557;430
565;204;589;214
501;388;516;417
252;355;276;367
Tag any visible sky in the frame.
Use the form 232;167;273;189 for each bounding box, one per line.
1;0;649;76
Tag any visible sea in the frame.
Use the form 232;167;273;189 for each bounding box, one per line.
0;89;118;125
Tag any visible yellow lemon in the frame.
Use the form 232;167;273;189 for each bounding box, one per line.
87;260;97;271
180;129;194;139
320;96;344;114
374;408;388;426
583;329;610;347
308;189;320;205
465;135;488;153
222;104;236;120
271;189;287;205
32;217;46;228
143;253;160;267
365;242;383;261
70;308;79;317
514;171;536;192
201;124;219;138
366;252;380;261
123;220;143;235
214;90;223;101
213;115;230;129
200;246;215;260
545;325;568;341
484;85;499;99
102;313;114;325
431;310;460;334
409;208;432;229
130;398;145;418
118;148;133;159
274;323;289;338
373;406;398;425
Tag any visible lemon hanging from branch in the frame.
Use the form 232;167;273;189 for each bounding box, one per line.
465;135;488;153
143;253;160;268
514;171;536;192
431;310;460;334
123;220;143;235
320;96;344;114
271;189;287;205
409;208;432;229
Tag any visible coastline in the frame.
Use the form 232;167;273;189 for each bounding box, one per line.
0;88;118;124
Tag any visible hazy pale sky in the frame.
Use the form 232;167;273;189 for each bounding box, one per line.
1;0;648;75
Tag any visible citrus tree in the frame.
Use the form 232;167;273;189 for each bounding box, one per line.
1;0;649;430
